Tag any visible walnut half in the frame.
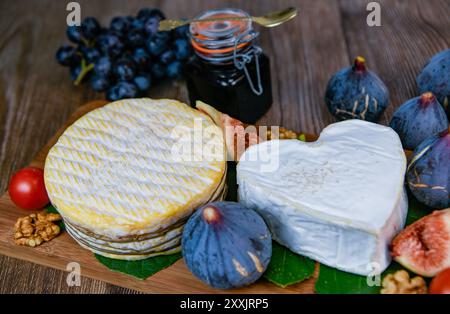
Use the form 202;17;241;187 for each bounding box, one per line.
381;270;427;294
14;211;62;247
267;127;301;140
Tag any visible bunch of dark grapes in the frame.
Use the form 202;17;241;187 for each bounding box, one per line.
56;8;192;101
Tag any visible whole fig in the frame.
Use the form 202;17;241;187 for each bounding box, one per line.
390;92;449;150
325;56;389;122
417;49;450;118
407;128;450;209
391;209;450;277
182;202;272;289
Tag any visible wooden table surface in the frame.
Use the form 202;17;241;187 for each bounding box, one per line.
0;0;449;293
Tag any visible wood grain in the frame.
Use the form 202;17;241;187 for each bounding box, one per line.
0;0;448;293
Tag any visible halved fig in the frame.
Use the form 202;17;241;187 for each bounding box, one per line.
391;209;450;277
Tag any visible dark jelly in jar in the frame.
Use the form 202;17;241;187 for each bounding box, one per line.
183;8;273;124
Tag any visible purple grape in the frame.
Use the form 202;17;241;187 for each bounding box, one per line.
132;48;150;68
166;61;182;78
97;33;124;57
80;46;101;63
91;75;111;92
146;32;170;56
129;17;144;31
144;17;160;36
70;65;81;81
150;62;165;80
133;74;152;92
160;50;175;64
56;45;80;66
137;8;165;22
173;38;191;60
126;29;145;48
106;82;138;100
94;56;112;76
110;16;130;36
57;8;194;99
113;58;136;81
173;24;189;38
66;25;82;43
81;17;101;40
69;64;91;83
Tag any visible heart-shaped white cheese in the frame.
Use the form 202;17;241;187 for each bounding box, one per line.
237;120;408;275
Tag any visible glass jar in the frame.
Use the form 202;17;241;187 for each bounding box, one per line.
183;8;273;124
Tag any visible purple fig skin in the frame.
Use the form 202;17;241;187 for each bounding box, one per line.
325;56;389;122
417;49;450;119
390;92;449;150
182;202;272;289
407;128;450;209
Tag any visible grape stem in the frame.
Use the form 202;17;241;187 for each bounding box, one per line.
74;59;94;86
82;38;91;47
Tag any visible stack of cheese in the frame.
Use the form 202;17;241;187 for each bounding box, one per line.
44;99;227;260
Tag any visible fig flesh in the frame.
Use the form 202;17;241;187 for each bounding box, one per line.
390;92;449;150
417;49;450;118
325;56;389;122
407;128;450;209
391;209;450;277
196;100;260;161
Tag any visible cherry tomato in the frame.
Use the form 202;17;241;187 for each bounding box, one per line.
429;268;450;294
8;167;49;210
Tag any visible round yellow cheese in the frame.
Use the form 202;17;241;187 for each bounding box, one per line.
44;98;226;240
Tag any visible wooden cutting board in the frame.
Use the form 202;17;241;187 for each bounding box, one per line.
0;100;320;294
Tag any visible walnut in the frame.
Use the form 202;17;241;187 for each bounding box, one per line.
381;270;427;294
267;127;301;140
14;211;62;247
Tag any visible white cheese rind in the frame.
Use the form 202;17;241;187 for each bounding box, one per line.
237;120;408;275
44;98;226;239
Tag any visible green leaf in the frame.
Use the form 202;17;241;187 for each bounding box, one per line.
263;242;315;288
315;261;408;294
45;204;65;231
45;204;59;214
95;252;182;280
298;134;306;142
405;190;431;226
315;264;379;294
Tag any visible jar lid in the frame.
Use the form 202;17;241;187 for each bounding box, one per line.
190;8;256;57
